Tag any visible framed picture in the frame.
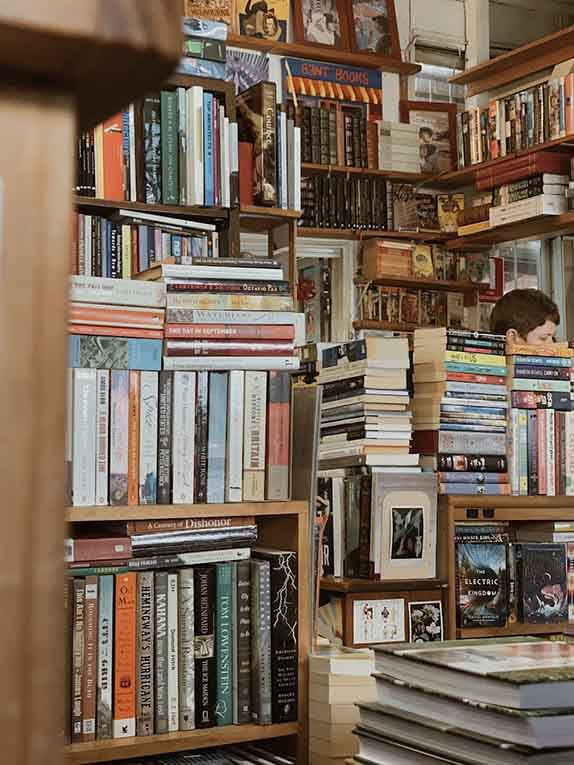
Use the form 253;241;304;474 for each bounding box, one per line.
237;0;289;42
346;0;401;58
352;597;406;646
408;601;444;643
293;0;351;50
400;101;458;174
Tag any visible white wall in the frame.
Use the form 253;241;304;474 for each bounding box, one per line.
490;0;574;53
395;0;467;58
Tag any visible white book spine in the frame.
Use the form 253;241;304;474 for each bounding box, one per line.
69;275;165;308
243;371;267;501
172;371;196;503
226;370;245;502
73;369;97;506
293;125;301;211
95;370;110;506
191;85;204;206
287;119;295;210
128;103;137;201
96;575;114;739
229;119;239;207
66;367;73;500
186;88;194;207
139;371;159;504
177;87;187;207
547;409;556;497
279;111;288;209
163;356;299;371
178;569;195;730
167;573;179;732
109;370;129;506
333;477;344;578
222;112;230;209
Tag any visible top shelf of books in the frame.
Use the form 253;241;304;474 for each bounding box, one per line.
449;24;574;96
227;34;421;76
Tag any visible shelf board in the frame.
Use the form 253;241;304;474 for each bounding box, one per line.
446;212;574;250
301;162;429;182
321;577;447;593
457;623;568;640
355;276;483;293
240;205;301;232
299;227;448;242
74;196;229;221
64;722;298;764
449;25;574;96
353;320;419;333
227;34;420;75
67;501;307;523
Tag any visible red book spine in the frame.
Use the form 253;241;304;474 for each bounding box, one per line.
102;112;125;201
164;340;294;357
166;280;289;294
446;372;506;385
265;371;291;501
128;371;140;506
69;323;163;340
114;573;137;738
537;409;547;496
476;152;570;190
239;142;254;205
66;537;131;563
82;576;98;742
164;324;295;341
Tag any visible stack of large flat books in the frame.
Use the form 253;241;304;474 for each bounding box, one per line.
353;637;574;764
377;122;419;174
412;327;510;495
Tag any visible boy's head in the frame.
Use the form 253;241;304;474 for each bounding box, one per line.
489;288;560;345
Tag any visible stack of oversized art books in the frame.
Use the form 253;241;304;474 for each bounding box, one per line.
347;636;574;764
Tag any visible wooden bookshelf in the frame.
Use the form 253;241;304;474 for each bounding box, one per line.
67;501;307;523
321;577;447;593
440;495;574;640
64;722;298;764
301;162;429;183
74;196;229;221
353;320;419;332
240;205;302;232
355;276;484;293
446;211;574;251
227;34;420;76
449;24;574;96
299;227;449;243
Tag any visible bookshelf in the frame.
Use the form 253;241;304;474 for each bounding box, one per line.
446;211;574;250
301;163;431;183
440;496;574;640
353;319;419;333
355;277;484;294
299;228;450;243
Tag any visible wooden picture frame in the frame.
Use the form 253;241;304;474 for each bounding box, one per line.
345;0;401;59
292;0;351;51
400;100;458;174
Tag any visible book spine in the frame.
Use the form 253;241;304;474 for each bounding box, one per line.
250;560;272;724
358;475;372;579
538;409;547;496
226;370;245;503
194;370;209;503
568;542;574;622
190;85;204;206
177;88;187;206
243;371;267;501
215;563;234;726
207;371;229;503
72;578;85;743
235;559;251;724
157;371;173;504
109;371;129;506
128;371;140;506
143;94;161;204
547;409;556;496
204;92;215;207
82;576;98;741
136;571;155;736
178;568;195;730
69;335;162;371
69;275;165;308
72;369;97;506
167;572;179;731
566;411;574;496
265;371;291;501
194;566;216;729
113;573;136;738
96;575;114;739
527;410;538;495
166;293;293;311
138;371;159;504
161;90;178;205
154;571;169;733
172;371;196;503
162;356;298;372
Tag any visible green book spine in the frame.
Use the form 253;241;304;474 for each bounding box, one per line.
215;562;233;726
161;91;179;205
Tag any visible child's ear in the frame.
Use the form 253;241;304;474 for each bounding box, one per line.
506;328;520;345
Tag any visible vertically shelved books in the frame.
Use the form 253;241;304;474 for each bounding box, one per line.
506;340;574;496
65;532;298;741
412;327;510;495
75;82;238;208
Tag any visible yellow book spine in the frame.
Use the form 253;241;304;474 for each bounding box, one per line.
445;350;506;367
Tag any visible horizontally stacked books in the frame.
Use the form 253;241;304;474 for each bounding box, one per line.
66;520;297;740
455;521;572;630
507;340;574;496
377;122;419;174
352;637;574;764
112;746;295;764
413;328;510;495
489;172;568;227
309;647;375;765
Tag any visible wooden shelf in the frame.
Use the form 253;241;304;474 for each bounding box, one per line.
301;163;429;182
64;722;298;764
74;196;229;221
449;25;574;96
299;227;448;242
240;205;301;232
321;577;447;593
227;34;420;75
67;501;307;523
353;320;419;333
355;276;483;293
446;211;574;250
457;623;568;640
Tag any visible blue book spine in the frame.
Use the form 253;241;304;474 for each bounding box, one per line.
445;362;506;377
171;235;182;262
441;404;507;416
440;422;506;433
439;472;507;484
122;110;130;200
138;224;149;273
69;336;162;371
440;483;509;495
215;563;233;727
513;355;571;367
203;92;215;207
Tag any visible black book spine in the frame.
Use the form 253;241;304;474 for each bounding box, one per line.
527;410;538;495
110;223;119;279
344;113;353;167
235;559;252;724
513;365;570;380
157;371;173;504
358;475;372;578
194;566;216;728
319;107;330;166
318;477;334;577
147;223;156;265
438;454;508;472
93;218;101;277
328;105;338;165
302;106;312;163
143;93;162;204
351;114;361;167
360;114;368;168
310;107;321;165
195;370;210;503
329;175;337;229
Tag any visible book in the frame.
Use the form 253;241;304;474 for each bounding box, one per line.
237;81;277;206
266;371;291;501
71;578;85;742
154;571;169;733
136;571;154;736
82;576;98;741
113;573;136;738
69;335;162;371
235;559;252;724
178;568;195;731
215;562;234;727
172;371;196;503
96;575;114;740
194;566;216;729
72;369;97;507
243;371;267;501
515;543;568;623
167;572;179;731
250;558;272;724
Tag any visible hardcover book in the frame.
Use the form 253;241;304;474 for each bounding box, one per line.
235;559;252;724
113;573;137;738
136;571;154;736
250;558;272;724
215;563;234;726
237;81;277;206
178;568;195;730
516;543;568;623
154;571;169;733
194;566;216;729
96;575;114;739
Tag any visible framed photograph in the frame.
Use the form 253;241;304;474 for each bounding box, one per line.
408;601;444;643
238;0;289;42
293;0;351;50
400;101;458;174
346;0;401;58
352;597;406;646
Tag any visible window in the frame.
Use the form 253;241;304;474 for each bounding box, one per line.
495;240;541;293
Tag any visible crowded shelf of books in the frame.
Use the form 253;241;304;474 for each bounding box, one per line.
61;3;574;765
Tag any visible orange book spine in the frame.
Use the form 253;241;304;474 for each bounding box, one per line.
69;323;163;340
113;573;136;738
265;371;291;501
128;371;140;506
69;304;164;329
102;112;125;202
131;226;139;277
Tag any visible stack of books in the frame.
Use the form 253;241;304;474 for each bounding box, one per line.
66;532;298;741
119;746;295;764
412;328;510;495
177;17;227;80
377;122;419;174
507;340;574;496
352;637;574;764
316;337;418;471
489;173;568;227
309;647;375;765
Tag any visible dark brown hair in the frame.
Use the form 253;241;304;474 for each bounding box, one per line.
490;288;560;337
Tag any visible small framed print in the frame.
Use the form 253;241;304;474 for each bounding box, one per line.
346;0;401;59
408;600;444;643
352;597;406;646
400;100;458;174
293;0;351;50
390;506;424;560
